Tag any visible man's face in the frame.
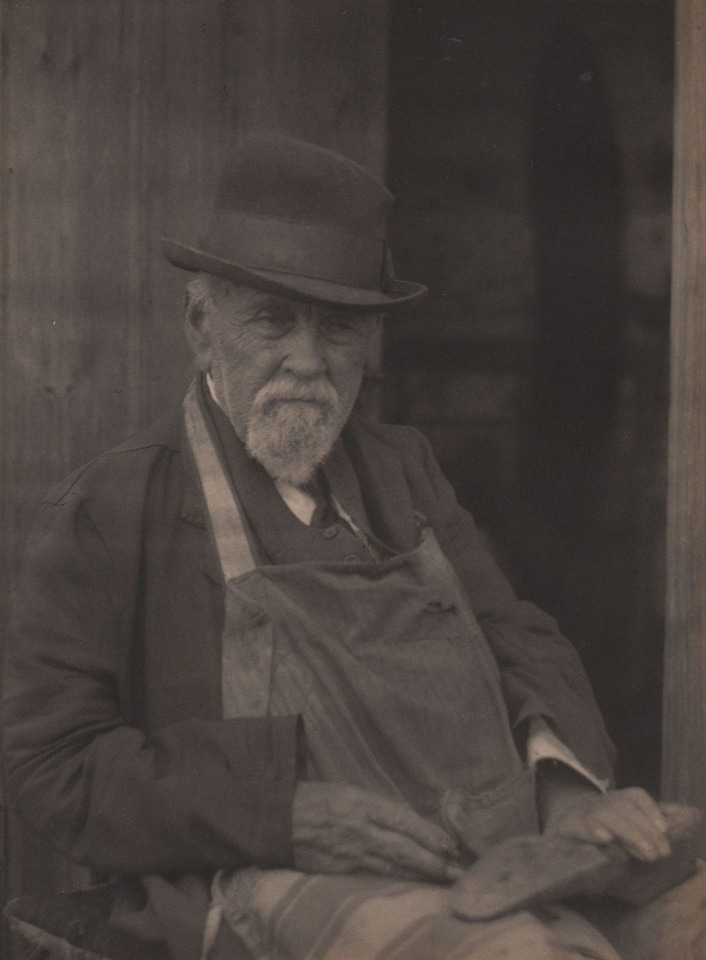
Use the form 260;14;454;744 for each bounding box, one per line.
198;284;379;485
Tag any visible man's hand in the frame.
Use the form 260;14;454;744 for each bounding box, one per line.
538;765;671;863
292;781;464;883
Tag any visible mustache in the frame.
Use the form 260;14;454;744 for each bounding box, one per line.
252;376;339;413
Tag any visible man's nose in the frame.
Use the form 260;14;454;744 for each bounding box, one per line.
282;320;327;377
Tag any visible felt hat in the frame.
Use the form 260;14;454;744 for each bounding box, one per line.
162;135;426;309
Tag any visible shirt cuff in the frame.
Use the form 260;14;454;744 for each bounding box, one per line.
527;716;609;793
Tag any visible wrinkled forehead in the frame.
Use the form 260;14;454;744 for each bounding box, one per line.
216;282;381;324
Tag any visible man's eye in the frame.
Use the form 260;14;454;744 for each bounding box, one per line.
322;316;365;341
251;313;294;337
326;317;354;332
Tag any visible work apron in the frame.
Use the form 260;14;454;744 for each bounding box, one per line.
183;385;620;960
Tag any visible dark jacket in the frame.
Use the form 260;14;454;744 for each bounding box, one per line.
3;404;615;877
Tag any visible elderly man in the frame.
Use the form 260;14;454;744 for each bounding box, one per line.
2;137;692;960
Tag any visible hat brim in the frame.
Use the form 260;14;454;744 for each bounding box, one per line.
162;239;427;310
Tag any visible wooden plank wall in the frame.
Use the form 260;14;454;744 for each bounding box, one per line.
0;0;388;900
663;0;706;854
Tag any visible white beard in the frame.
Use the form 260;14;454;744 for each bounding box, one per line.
245;377;350;485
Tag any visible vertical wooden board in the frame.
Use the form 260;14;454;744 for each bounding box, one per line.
1;0;138;897
1;0;392;901
663;0;706;853
232;0;389;174
0;0;241;600
140;0;243;424
1;3;133;613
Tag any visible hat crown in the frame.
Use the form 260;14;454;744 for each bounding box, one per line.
162;134;427;308
214;135;392;239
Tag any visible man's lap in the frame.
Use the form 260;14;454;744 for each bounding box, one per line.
213;867;620;960
6;863;706;960
589;860;706;960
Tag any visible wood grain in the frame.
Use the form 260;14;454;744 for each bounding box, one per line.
0;0;388;900
663;0;706;855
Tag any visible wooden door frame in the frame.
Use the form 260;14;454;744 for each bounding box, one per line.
663;0;706;854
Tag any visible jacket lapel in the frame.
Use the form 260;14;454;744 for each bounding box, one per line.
339;418;420;553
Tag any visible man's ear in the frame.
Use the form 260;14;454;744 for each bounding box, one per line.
184;306;213;373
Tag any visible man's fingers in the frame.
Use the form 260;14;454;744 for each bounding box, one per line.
365;822;459;882
293;782;463;881
367;794;460;860
609;790;671;860
548;787;672;862
296;828;459;883
590;794;671;861
553;812;613;847
623;789;670;837
557;813;667;861
578;821;613;845
358;851;454;883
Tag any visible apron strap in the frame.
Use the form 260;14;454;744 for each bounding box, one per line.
183;380;257;582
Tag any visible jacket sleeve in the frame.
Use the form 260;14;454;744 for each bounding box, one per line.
2;493;301;876
408;428;616;786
